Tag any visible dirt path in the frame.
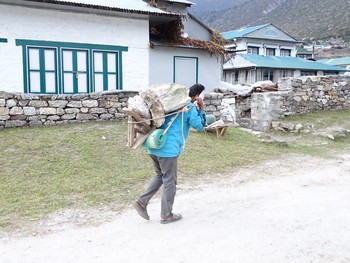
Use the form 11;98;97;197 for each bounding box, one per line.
1;153;350;263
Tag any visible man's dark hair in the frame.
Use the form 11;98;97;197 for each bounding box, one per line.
189;84;205;97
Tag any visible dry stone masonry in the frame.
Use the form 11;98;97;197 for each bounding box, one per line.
248;75;350;131
278;75;350;114
1;75;349;131
0;91;137;128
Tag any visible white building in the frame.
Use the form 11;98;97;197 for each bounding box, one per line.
0;0;223;94
221;24;347;84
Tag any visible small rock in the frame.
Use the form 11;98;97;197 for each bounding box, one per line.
327;134;335;140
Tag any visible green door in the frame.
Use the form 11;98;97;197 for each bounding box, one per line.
62;49;89;94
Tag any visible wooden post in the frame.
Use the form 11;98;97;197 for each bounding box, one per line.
123;108;155;149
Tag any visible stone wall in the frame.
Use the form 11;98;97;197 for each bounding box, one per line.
0;91;137;128
2;75;349;130
249;75;350;131
278;75;350;114
204;93;224;118
204;75;350;131
204;94;237;123
0;91;227;129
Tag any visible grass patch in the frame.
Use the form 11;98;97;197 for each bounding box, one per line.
277;109;350;129
0;109;349;229
268;109;350;158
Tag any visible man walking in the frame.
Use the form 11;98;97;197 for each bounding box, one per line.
133;84;206;224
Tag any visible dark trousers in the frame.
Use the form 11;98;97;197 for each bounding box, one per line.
138;155;178;219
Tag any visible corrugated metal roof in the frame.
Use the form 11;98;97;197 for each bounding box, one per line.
36;0;175;15
221;24;269;40
240;54;348;71
163;0;194;5
296;47;312;55
318;57;350;66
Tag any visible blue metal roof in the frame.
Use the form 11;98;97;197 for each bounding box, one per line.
221;24;270;40
240;54;349;71
318;57;350;66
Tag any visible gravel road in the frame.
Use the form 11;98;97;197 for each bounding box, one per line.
1;153;350;263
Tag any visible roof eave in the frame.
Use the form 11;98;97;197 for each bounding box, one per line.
16;0;180;17
150;41;204;50
237;36;304;44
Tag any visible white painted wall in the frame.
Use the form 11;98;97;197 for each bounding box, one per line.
149;46;222;93
182;15;212;41
0;3;150;93
223;55;254;70
236;39;297;57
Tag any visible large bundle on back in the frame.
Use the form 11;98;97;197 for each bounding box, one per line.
123;83;190;149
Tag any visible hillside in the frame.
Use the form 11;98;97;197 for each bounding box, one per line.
190;0;350;42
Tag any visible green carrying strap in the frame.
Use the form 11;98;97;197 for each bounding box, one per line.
142;104;195;150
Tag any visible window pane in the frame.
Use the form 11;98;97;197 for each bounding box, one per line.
94;74;104;92
248;47;259;55
78;73;88;93
64;73;74;93
281;49;291;56
45;50;56;70
63;51;73;71
266;48;275;56
30;72;41;92
29;48;40;70
94;52;103;72
107;53;116;72
77;51;87;71
263;70;269;80
108;74;116;90
45;72;56;93
30;72;40;92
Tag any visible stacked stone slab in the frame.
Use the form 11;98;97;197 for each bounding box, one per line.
250;75;350;131
278;75;350;114
0;91;137;128
204;93;225;119
1;75;349;131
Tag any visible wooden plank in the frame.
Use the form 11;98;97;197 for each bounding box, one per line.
131;128;156;150
135;125;151;135
216;126;228;139
123;108;152;130
127;116;135;148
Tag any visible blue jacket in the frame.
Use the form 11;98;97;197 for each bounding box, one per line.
147;102;206;157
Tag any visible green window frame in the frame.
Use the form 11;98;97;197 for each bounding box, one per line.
27;47;58;94
93;51;119;92
16;39;128;94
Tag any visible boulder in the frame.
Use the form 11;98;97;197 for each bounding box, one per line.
127;95;151;125
139;83;191;128
140;83;190;113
